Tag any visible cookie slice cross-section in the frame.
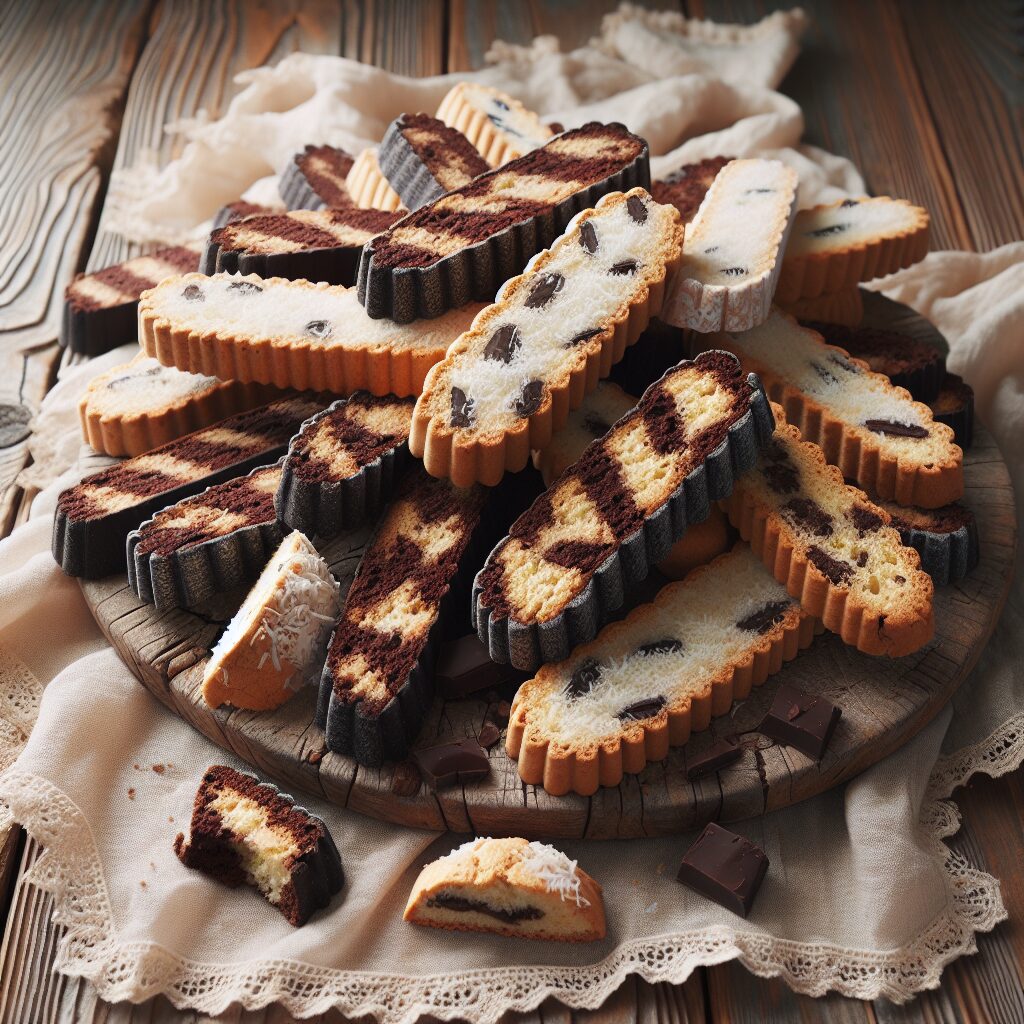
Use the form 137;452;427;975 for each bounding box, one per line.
278;143;355;210
345;149;404;212
651;155;732;223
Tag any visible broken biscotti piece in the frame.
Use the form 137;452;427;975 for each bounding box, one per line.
872;497;979;585
357;122;650;323
127;462;284;611
723;413;934;656
713;309;963;508
139;273;485;398
201;207;400;286
174;764;343;926
651;155;732;223
53;396;321;579
661;159;799;333
317;467;488;766
378;113;489;211
277;392;415;539
473;350;775;670
78;353;277;457
507;545;816;796
778;286;864;328
345;149;403;212
278;144;355;210
435;83;553;167
404;837;605;941
410;188;683;487
775;197;929;303
60;245;200;356
201;531;340;711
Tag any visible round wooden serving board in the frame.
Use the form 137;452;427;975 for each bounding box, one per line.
81;312;1016;841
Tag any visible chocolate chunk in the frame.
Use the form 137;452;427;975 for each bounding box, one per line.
808;223;848;238
811;361;840;385
514;379;544;417
840;198;859;208
410;737;490;790
704;246;719;254
686;737;742;780
677;822;769;917
182;284;204;301
783;497;833;537
721;266;747;277
763;462;799;494
525;272;564;309
864;419;929;439
609;259;638;276
566;327;603;348
634;638;684;657
565;658;602;698
626;194;648;223
477;723;501;749
484;323;521;363
759;682;841;760
391;761;421;797
450;386;474;428
427;893;543;924
304;319;331;339
850;504;883;535
806;545;852;585
227;280;263;294
617;695;667;721
895;574;906;584
736;600;790;634
436;634;524;698
857;551;869;567
579;221;598;254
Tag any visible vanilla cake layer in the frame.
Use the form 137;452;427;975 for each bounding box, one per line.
345;148;404;212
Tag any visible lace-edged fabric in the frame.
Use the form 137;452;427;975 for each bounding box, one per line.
0;648;42;775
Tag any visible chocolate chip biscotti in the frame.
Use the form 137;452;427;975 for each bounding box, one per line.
139;273;485;398
473;350;775;670
278;143;355;210
723;413;934;656
507;544;816;795
410;188;683;487
357;122;650;323
651;155;732;223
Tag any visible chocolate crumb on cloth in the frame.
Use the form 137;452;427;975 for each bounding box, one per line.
677;823;769;918
279;143;356;210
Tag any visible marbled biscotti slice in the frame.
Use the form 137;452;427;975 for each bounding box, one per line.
411;189;683;487
201;207;400;286
53;396;321;579
378;113;489;211
316;467;488;766
473;350;775;670
405;837;605;942
79;353;277;457
127;462;284;610
201;531;340;711
139;273;485;398
345;149;404;212
60;245;201;356
776;197;929;303
929;373;974;449
507;545;816;796
651;156;732;223
277;392;415;538
723;414;934;656
661;159;798;333
279;144;355;210
212;200;281;229
357;122;650;323
714;309;963;508
435;83;553;167
778;286;863;327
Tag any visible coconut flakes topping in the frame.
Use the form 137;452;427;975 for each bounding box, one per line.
520;840;590;907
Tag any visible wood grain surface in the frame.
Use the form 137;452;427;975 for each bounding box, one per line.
2;1;1023;1022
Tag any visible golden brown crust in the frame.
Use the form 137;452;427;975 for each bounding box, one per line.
656;506;732;580
345;149;404;211
777;287;864;328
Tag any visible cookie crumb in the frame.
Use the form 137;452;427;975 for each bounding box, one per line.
127;788;136;800
151;764;166;775
308;749;324;764
140;880;147;889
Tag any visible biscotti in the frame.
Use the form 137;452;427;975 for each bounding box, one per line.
651;156;732;223
202;531;340;710
712;309;963;508
79;353;277;457
404;837;605;942
279;143;355;210
127;462;284;610
435;83;553;167
139;272;485;398
277;392;415;538
174;765;343;926
507;545;816;795
929;373;974;448
378;113;489;211
473;350;775;670
723;413;934;656
61;245;200;356
345;149;403;212
212;200;281;229
410;188;683;486
357;122;650;323
776;197;929;303
53;396;321;579
780;287;863;327
661;159;799;333
201;207;400;286
657;505;732;580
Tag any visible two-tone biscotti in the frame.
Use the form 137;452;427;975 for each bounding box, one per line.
127;462;284;610
723;413;934;656
202;531;340;710
174;764;343;926
435;83;553;167
357;122;650;323
79;353;277;457
212;200;281;229
507;545;817;795
651;156;732;223
410;188;683;487
713;309;963;507
929;373;974;448
278;144;355;210
60;245;200;356
345;149;403;212
277;392;415;538
139;273;485;397
405;837;605;942
473;350;775;670
378;113;489;211
201;207;400;286
53;396;321;578
779;287;864;327
317;467;488;766
775;197;929;303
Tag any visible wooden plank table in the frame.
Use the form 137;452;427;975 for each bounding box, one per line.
1;1;1021;1021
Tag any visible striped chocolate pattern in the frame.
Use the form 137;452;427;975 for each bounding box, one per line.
651;156;732;223
279;143;355;210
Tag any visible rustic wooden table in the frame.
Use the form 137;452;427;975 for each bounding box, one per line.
0;1;1021;1022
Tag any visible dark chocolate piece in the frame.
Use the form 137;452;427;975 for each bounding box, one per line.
411;737;491;789
617;695;666;721
484;324;521;363
451;387;474;428
427;893;542;923
759;683;841;760
677;822;768;918
863;419;929;439
477;723;501;749
685;737;742;780
436;634;526;698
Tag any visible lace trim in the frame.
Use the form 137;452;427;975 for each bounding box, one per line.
928;712;1024;801
0;647;43;775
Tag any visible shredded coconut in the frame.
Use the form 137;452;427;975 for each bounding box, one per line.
521;841;590;907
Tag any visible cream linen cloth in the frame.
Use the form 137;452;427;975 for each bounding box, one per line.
2;6;1022;1020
